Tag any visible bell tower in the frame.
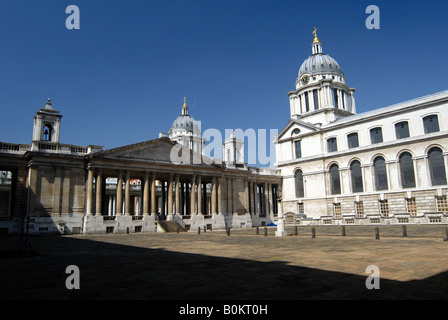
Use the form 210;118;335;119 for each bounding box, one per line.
32;98;62;144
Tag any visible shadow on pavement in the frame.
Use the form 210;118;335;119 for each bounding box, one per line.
0;234;447;300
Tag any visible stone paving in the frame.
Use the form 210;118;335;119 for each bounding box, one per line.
1;225;448;300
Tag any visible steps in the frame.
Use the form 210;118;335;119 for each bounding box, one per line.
158;220;186;233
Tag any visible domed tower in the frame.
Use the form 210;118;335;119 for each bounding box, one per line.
288;28;356;126
168;97;205;155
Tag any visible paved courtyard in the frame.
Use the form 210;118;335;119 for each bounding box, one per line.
1;225;448;300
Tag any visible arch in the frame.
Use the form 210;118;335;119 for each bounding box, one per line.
373;156;388;191
428;147;447;186
329;163;341;195
294;169;305;198
42;123;53;142
399;152;416;188
350;160;364;193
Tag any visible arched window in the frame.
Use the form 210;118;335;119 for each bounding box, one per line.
295;170;304;198
329;164;341;195
42;124;52;141
399;152;416;188
374;156;388;191
292;128;301;135
350;160;364;193
428;147;447;186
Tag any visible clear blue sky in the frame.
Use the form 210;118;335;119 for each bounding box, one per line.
1;0;448;157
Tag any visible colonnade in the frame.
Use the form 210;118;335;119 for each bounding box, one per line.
85;169;223;218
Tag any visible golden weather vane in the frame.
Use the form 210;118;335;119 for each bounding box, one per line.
312;26;319;43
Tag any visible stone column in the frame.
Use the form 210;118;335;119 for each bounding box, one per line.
167;174;173;216
190;175;196;214
175;175;180;214
95;169;103;216
217;177;222;214
244;179;249;214
263;183;268;216
150;173;156;215
211;176;217;214
86;168;94;215
197;176;202;215
116;170;123;215
253;183;259;216
125;171;131;215
143;172;150;215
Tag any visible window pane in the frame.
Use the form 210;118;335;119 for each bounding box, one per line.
295;170;304;198
428;147;447;186
370;127;383;144
374;157;388;190
327;138;338;152
305;92;310;112
350;161;364;193
294;140;302;159
395;122;410;139
423;115;440;134
399;152;416;188
333;89;339;109
313;89;319;110
347;133;359;148
330;164;341;195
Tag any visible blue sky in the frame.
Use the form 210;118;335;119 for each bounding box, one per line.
1;0;448;162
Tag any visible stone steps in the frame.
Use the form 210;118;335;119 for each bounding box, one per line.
158;220;186;233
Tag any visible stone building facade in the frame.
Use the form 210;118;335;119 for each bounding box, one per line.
0;99;281;235
275;31;448;226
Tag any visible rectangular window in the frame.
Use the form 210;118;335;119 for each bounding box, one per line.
370;127;383;144
327;137;338;152
395;121;410;139
313;89;319;110
333;203;342;218
379;200;389;217
298;202;304;215
436;196;448;214
406;198;417;216
304;92;310;112
423;115;440;134
294;140;302;159
333;89;339;109
347;133;359;149
355;201;364;218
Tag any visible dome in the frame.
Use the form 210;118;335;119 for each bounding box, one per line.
298;53;344;78
170;114;200;133
169;97;201;135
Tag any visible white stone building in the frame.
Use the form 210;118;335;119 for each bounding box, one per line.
275;31;448;225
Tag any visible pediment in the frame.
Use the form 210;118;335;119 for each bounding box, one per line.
275;119;320;143
90;137;218;167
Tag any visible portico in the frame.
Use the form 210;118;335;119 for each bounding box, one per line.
80;137;281;234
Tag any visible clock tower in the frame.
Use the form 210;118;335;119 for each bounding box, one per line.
288;29;356;126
